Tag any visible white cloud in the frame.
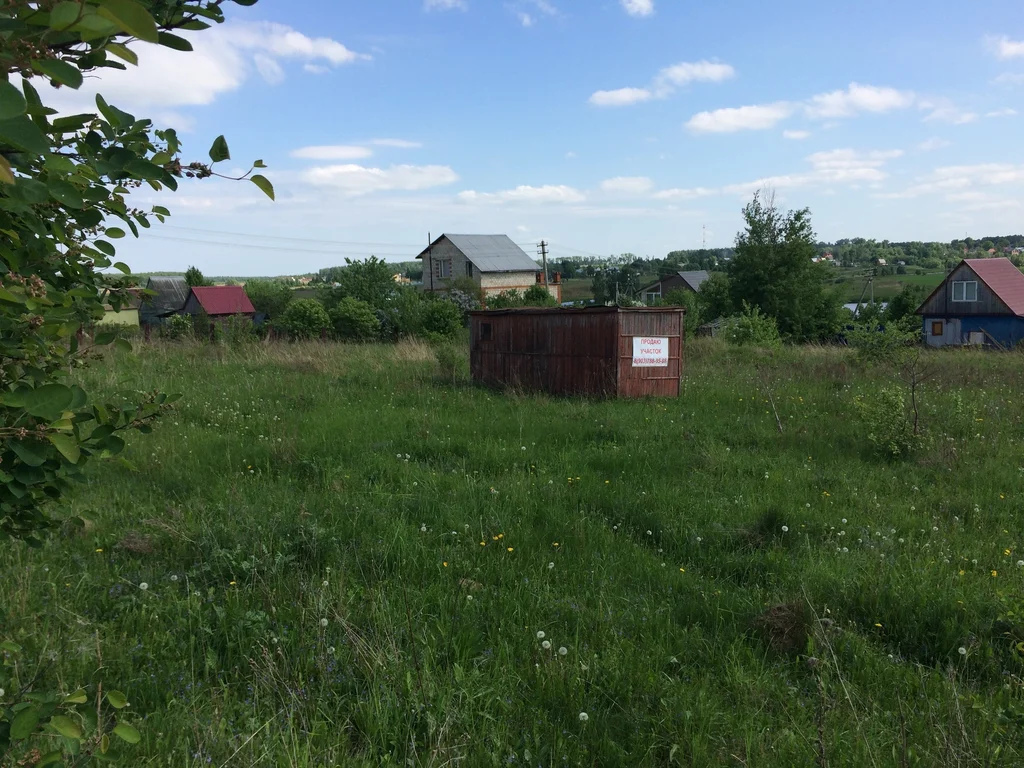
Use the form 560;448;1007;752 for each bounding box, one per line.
686;103;794;133
805;83;914;119
39;21;367;125
371;139;423;148
918;137;951;151
590;59;733;106
922;102;978;124
783;130;811;140
986;108;1017;118
304;64;329;75
291;145;374;160
621;0;654;16
517;12;534;26
988;35;1024;60
425;0;467;10
589;87;653;106
458;185;586;204
600;176;654;195
882;163;1024;199
721;148;903;195
303;164;459;195
994;72;1024;86
651;187;715;200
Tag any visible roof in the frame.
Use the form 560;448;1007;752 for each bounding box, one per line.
916;258;1024;316
189;286;255;316
144;276;189;315
471;306;684;317
640;270;710;294
417;234;540;273
965;258;1024;315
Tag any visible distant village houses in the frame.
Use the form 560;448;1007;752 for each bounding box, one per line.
417;234;561;301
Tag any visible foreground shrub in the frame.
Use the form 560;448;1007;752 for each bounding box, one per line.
434;342;469;383
523;283;559;307
163;314;193;341
853;384;926;459
279;299;331;340
421;299;464;341
330;297;380;341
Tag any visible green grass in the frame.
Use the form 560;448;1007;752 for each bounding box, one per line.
3;339;1024;766
831;266;946;302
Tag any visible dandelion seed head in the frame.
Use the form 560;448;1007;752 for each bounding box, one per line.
558;646;568;656
320;618;329;628
579;712;589;722
139;582;148;591
781;526;789;533
537;631;545;639
542;640;551;650
958;647;967;656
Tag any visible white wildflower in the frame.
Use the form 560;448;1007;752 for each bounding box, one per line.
579;712;589;722
139;582;149;591
170;575;178;582
548;562;554;569
958;647;967;656
542;640;551;650
319;618;329;628
328;646;335;654
558;647;568;656
781;526;789;533
536;631;545;640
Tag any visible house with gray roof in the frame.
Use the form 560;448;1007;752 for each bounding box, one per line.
139;276;189;326
416;234;559;300
640;270;710;305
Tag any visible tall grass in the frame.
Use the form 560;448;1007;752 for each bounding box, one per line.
2;339;1023;766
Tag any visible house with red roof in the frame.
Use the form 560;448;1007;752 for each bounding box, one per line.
182;286;255;321
916;258;1024;349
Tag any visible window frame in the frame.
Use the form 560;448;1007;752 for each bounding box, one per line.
952;280;978;302
480;322;492;341
436;259;452;279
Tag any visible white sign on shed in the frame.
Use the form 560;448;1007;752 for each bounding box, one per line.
631;336;668;367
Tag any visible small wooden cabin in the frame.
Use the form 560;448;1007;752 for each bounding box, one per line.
469;306;684;397
916;258;1024;349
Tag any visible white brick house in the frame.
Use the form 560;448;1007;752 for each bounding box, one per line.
416;234;559;300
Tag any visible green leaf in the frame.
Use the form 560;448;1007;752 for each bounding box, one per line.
253;159;266;168
94;331;116;345
94;240;116;256
114;338;132;353
10;706;40;739
49;1;83;28
112;722;140;744
65;688;88;704
48;179;84;209
157;31;192;51
52;113;95;131
48;434;81;464
69;385;88;409
105;690;128;709
50;715;83;740
96;0;158;42
39;750;64;766
23;384;74;419
208;135;230;163
152;205;170;216
250;174;274;201
8;440;46;467
0;155;13;184
106;43;138;65
105;227;126;239
112;261;131;273
33;59;84;89
0;80;27;120
0;116;50;154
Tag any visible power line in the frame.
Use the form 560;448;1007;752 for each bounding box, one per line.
161;224;428;249
145;234;421;259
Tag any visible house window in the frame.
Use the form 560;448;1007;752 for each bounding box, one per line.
436;259;451;279
931;321;943;336
952;280;977;302
644;290;661;305
466;261;474;277
480;322;492;341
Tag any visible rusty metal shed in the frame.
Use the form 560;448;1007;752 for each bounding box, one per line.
469;306;684;397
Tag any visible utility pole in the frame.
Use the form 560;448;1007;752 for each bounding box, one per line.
702;224;706;249
427;232;433;292
538;240;549;286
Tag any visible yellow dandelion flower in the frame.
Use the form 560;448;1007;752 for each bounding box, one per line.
480;541;486;547
959;570;965;576
1005;549;1012;556
229;581;237;586
498;534;504;539
992;570;998;577
443;562;448;567
492;536;499;541
95;548;103;553
679;567;685;573
874;623;882;628
552;542;560;547
507;547;514;552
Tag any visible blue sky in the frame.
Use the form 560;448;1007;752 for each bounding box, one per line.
65;0;1024;274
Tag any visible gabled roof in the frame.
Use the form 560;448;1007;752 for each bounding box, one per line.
189;286;255;316
144;276;189;315
417;234;540;273
916;258;1024;316
677;270;710;291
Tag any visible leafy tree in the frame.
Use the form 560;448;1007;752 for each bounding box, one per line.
329;297;380;341
279;299;331;340
487;289;524;309
721;302;782;349
729;192;841;342
697;272;733;321
0;0;272;755
421;298;463;341
323;256;399;311
244;279;294;319
662;288;703;336
591;271;610;305
378;285;425;340
184;265;208;287
885;284;929;325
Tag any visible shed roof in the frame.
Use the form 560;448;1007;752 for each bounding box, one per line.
189;286;255;316
417;234;540;273
471;306;684;317
916;258;1024;316
676;270;710;291
144;276;189;315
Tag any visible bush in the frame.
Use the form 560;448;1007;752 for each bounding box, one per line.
523;283;558;307
853;385;926;459
222;314;257;345
421;299;464;341
379;287;424;341
486;289;523;309
278;299;331;340
721;302;782;349
244;279;294;320
329;297;380;341
434;342;469;384
163;314;193;341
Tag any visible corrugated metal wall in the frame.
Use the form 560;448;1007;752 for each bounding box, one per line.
469;307;683;397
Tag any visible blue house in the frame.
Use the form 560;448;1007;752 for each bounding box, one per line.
916;258;1024;349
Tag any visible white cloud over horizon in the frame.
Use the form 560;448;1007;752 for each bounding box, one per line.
783;130;811;140
424;0;467;10
590;59;734;106
686;103;795;133
805;83;914;118
458;185;586;204
291;145;374;160
302;164;459;194
988;35;1024;60
600;176;655;195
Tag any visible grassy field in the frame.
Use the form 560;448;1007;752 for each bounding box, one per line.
830;267;946;302
3;339;1024;766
